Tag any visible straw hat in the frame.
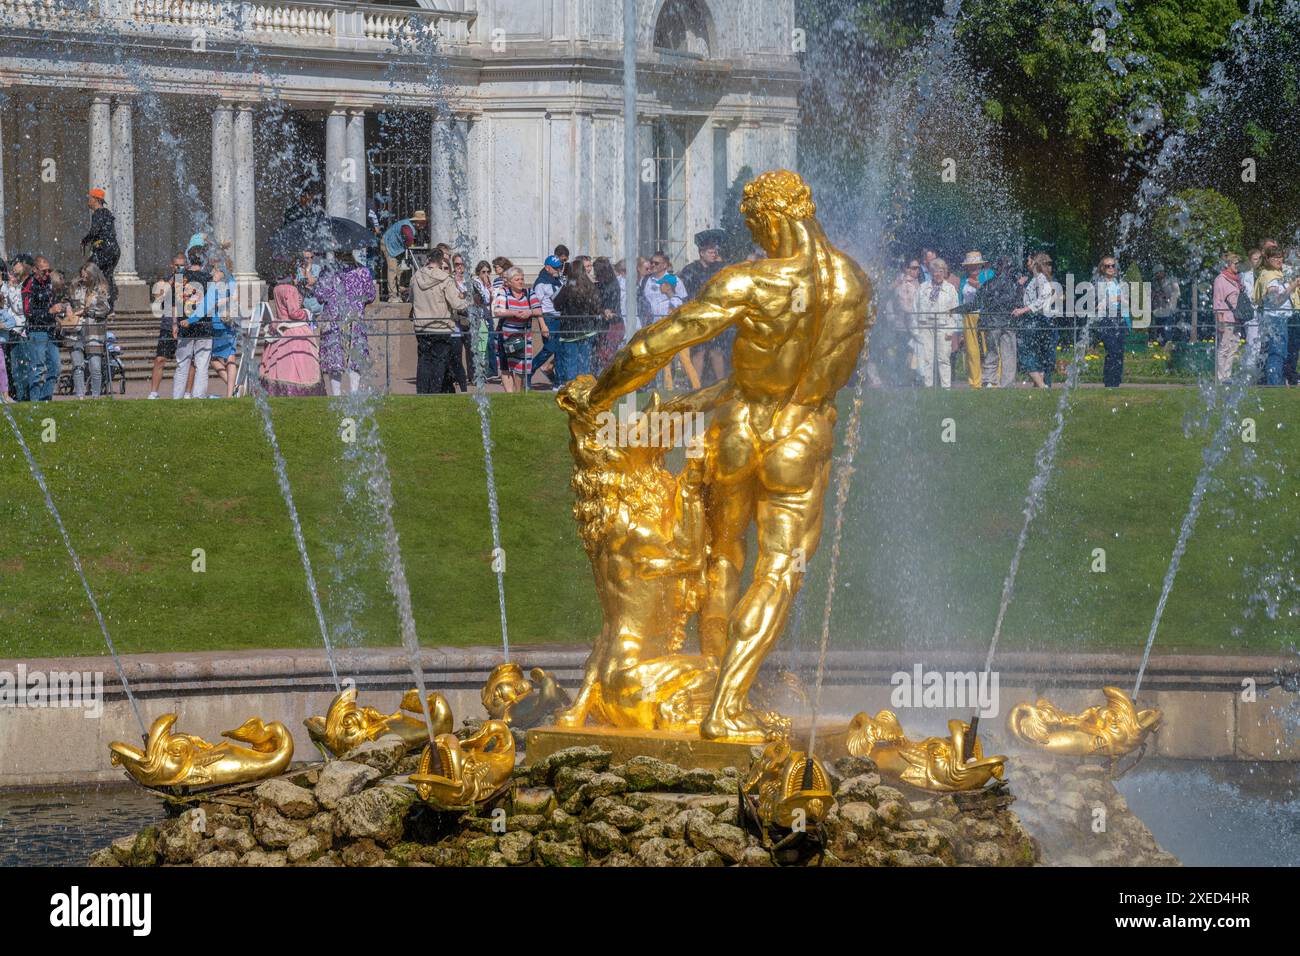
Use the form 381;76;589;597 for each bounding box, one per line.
410;210;428;222
961;250;987;268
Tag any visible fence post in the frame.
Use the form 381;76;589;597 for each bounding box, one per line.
525;327;533;395
932;316;939;389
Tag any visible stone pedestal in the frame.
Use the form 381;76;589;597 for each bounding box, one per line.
525;721;853;772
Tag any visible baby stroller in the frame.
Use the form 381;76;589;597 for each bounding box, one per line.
106;331;127;394
56;331;125;397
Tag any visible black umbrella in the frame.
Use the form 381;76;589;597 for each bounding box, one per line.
270;216;373;257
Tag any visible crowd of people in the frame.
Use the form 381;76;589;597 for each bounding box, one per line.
375;213;736;396
0;188;124;402
0;184;741;401
5;185;1298;402
868;243;1300;390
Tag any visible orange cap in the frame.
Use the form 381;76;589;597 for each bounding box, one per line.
88;187;106;200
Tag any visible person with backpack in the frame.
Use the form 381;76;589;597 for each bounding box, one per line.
173;247;214;399
528;255;565;389
1213;253;1247;384
381;210;426;302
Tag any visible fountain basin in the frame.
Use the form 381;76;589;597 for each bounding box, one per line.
1;646;1295;786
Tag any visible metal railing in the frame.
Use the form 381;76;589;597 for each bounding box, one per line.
17;304;1298;399
882;307;1300;387
235;309;624;395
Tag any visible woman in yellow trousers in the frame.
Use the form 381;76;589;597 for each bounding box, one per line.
958;251;994;387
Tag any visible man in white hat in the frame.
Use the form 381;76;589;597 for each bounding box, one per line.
381;210;427;302
958;250;993;387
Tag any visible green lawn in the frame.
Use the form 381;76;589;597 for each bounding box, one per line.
1;389;1296;660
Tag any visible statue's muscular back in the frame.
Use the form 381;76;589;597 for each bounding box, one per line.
711;221;870;438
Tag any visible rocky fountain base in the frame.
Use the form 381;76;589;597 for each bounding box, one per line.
89;735;1177;868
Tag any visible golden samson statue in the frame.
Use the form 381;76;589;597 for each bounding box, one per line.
556;170;872;742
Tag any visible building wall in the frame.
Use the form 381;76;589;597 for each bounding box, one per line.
0;0;798;284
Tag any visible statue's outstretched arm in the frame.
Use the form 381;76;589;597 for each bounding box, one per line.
590;274;750;409
659;379;732;416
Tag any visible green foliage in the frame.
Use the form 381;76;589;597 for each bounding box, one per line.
1152;188;1244;272
719;165;755;264
797;0;1300;263
958;0;1240;154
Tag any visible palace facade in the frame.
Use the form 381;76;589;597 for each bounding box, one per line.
0;0;799;301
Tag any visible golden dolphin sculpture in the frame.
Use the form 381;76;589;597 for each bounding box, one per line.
304;687;453;757
742;740;833;830
408;720;516;808
481;663;571;729
847;711;1006;792
1007;687;1162;757
110;713;294;790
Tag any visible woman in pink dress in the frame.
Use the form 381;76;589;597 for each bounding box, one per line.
259;282;325;396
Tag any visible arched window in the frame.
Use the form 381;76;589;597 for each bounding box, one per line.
653;0;711;58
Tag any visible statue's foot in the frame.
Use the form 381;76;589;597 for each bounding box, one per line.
701;708;790;742
552;707;586;729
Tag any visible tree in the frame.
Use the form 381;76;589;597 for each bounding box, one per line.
719;165;755;264
1151;188;1244;275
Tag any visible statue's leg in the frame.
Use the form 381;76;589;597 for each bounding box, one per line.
703;413;831;740
555;567;615;727
553;645;603;727
699;481;754;660
699;412;758;660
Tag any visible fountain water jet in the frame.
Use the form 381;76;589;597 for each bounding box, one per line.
250;381;341;691
1;405;147;739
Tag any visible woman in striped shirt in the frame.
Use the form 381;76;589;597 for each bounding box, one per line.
492;267;542;393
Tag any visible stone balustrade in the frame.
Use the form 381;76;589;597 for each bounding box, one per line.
130;0;335;36
0;0;474;49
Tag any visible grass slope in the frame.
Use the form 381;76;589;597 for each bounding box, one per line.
1;389;1296;659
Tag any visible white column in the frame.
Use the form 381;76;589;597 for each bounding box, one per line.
110;97;138;280
636;119;655;254
325;107;348;219
573;111;593;252
451;115;474;245
428;112;453;244
233;102;257;280
465;115;486;255
88;95;113;207
686;117;713;239
345;108;366;225
211;103;235;251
